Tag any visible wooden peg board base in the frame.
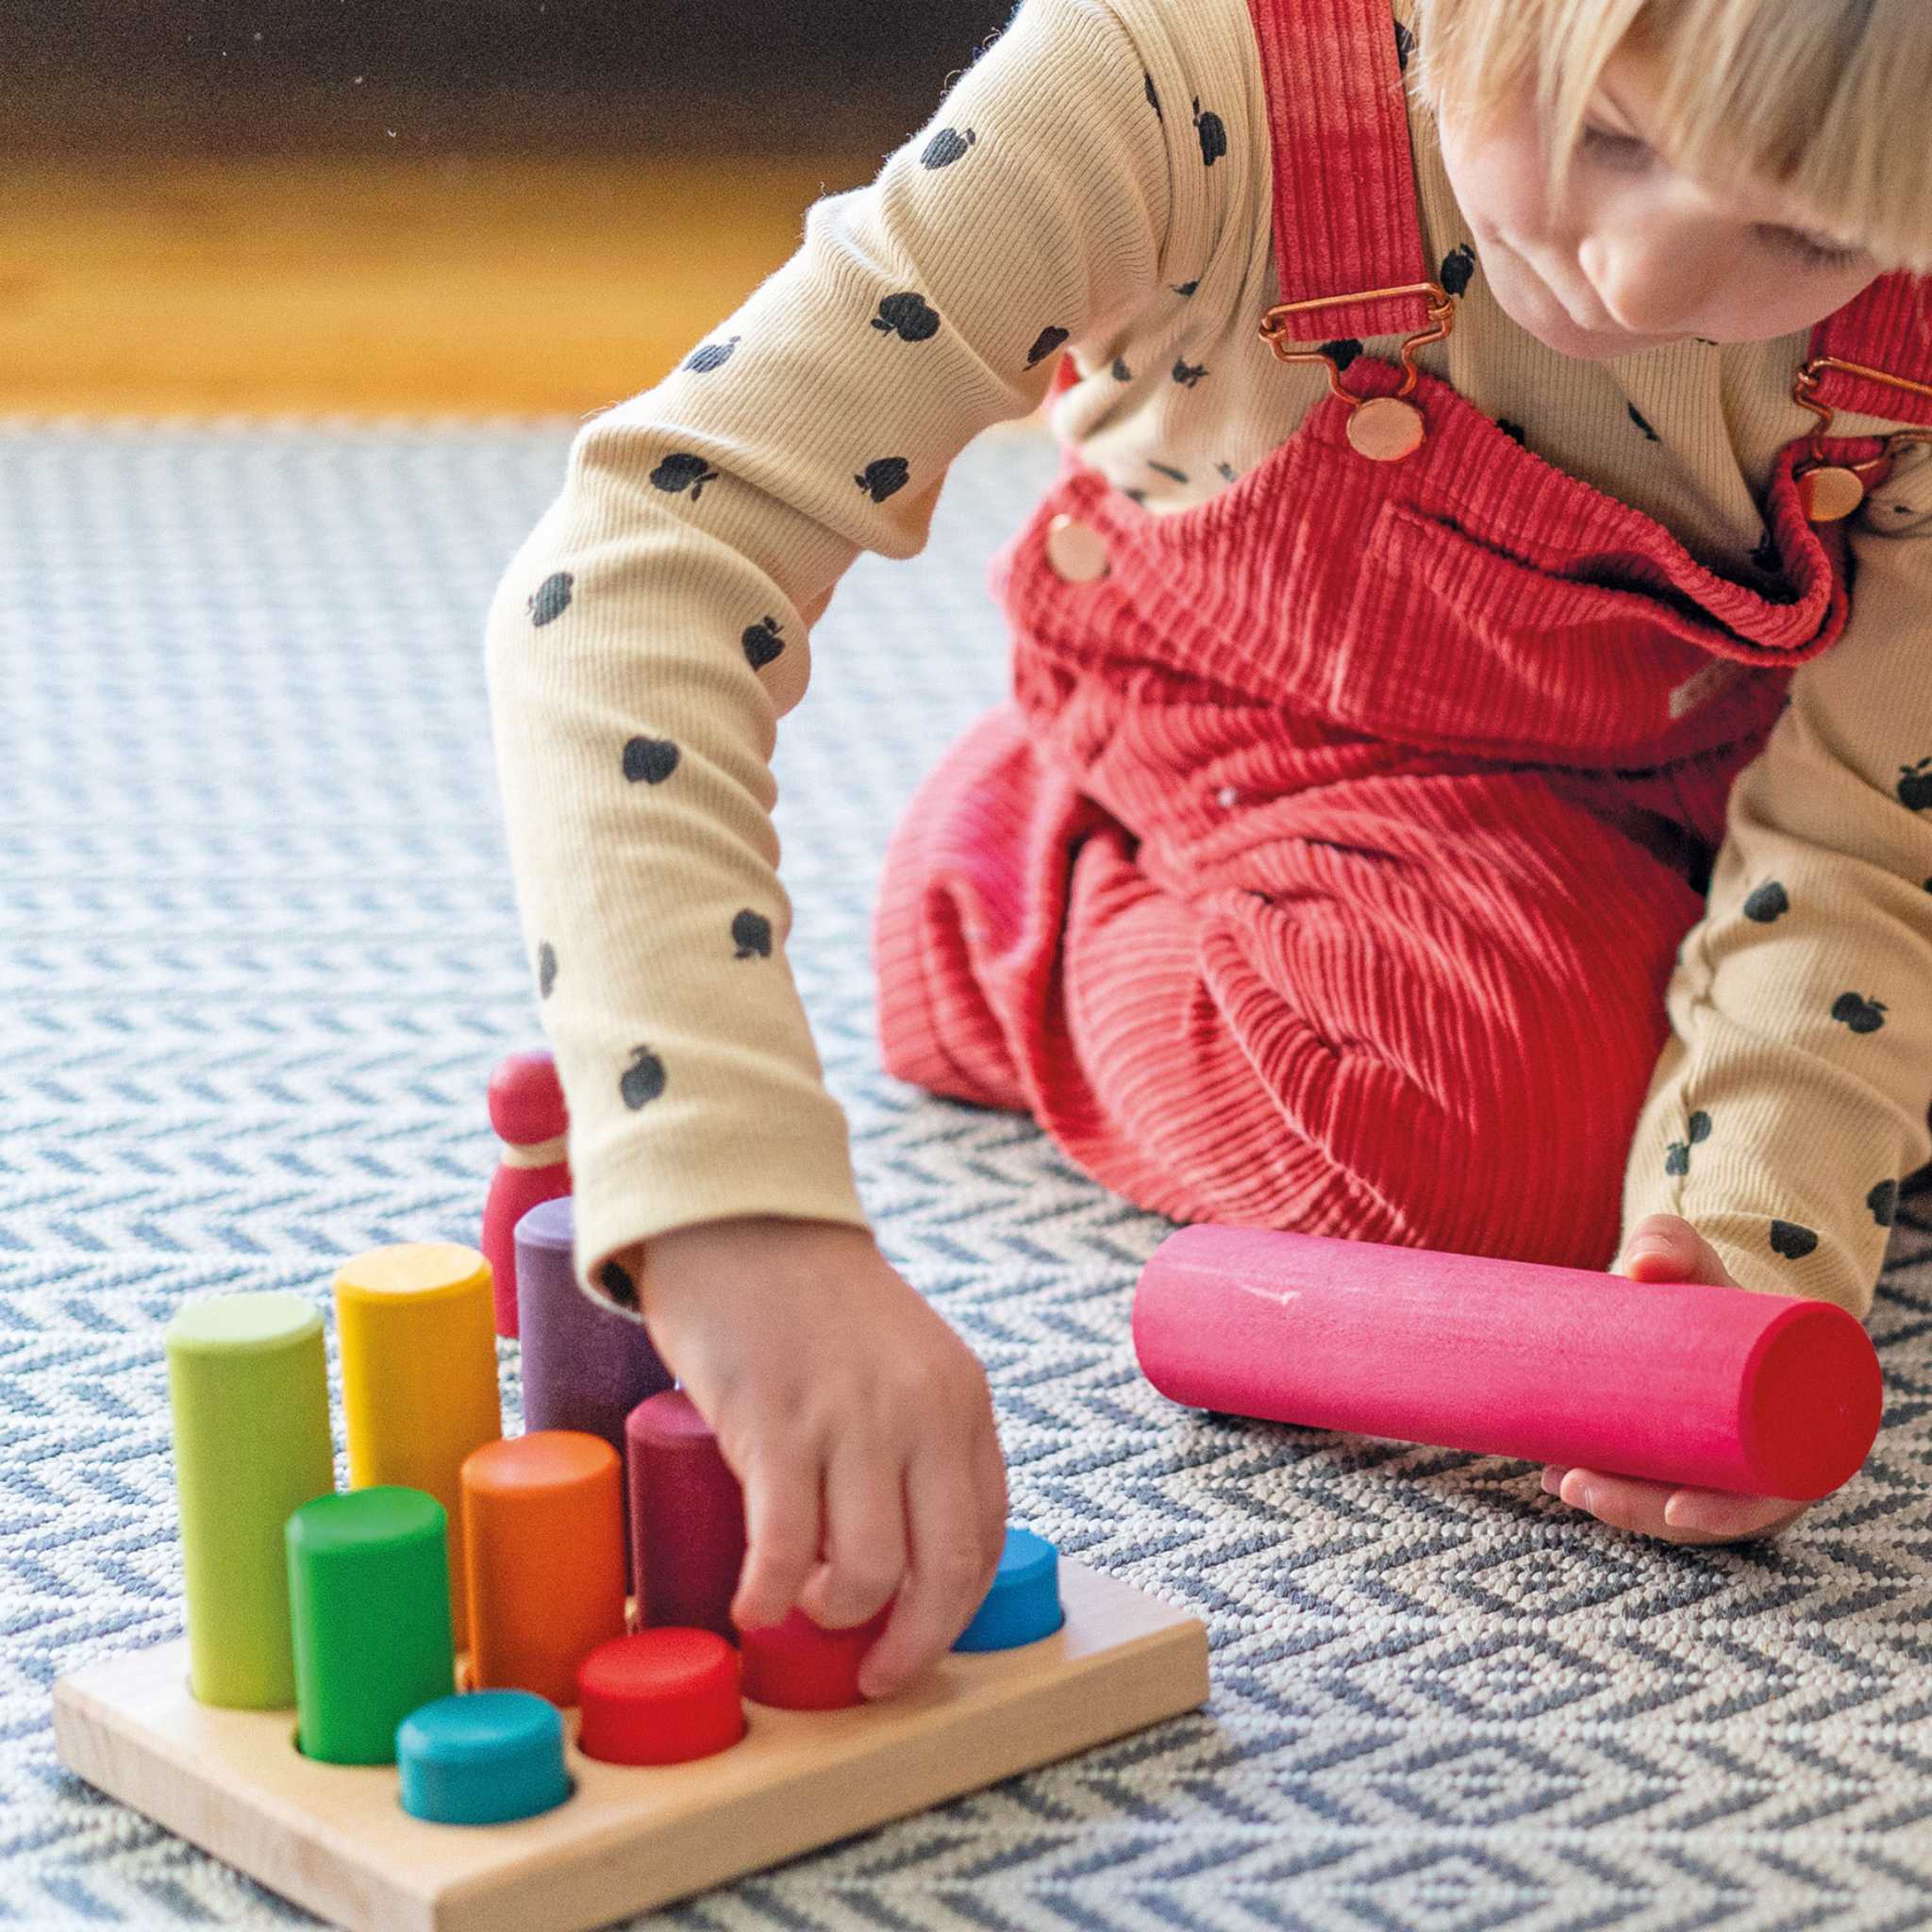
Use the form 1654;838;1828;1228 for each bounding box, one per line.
53;1560;1208;1932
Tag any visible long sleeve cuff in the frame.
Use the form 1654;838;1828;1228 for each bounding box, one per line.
1622;1020;1909;1317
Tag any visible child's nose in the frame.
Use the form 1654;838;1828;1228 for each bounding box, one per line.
1581;228;1717;337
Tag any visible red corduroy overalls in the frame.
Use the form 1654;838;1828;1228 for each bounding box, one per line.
873;0;1932;1268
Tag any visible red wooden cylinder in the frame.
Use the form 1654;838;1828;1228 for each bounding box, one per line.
741;1607;890;1710
576;1629;745;1766
1133;1226;1882;1501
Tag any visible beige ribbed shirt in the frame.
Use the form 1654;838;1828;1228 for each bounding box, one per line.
485;0;1932;1320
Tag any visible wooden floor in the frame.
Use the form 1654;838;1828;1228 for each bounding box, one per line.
4;154;890;417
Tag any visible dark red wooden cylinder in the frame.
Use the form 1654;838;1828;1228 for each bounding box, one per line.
625;1391;747;1639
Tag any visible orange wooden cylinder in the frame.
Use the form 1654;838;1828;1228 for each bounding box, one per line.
459;1431;626;1707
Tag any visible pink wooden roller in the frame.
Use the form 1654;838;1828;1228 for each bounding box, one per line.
1133;1226;1883;1501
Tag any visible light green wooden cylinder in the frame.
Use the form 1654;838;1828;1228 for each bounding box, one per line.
164;1291;336;1707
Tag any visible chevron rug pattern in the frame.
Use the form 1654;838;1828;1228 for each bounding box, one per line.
7;415;1932;1931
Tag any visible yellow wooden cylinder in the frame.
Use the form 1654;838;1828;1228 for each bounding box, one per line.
334;1242;502;1642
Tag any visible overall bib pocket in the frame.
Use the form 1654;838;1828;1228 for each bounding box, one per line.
1327;498;1787;764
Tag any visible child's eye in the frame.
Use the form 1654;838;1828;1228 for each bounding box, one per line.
1579;123;1651;169
1757;227;1867;272
1581;124;1865;271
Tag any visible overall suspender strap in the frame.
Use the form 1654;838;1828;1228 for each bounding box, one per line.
1804;272;1932;430
1250;0;1438;341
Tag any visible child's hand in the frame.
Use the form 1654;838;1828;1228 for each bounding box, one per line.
1541;1211;1812;1545
630;1214;1008;1699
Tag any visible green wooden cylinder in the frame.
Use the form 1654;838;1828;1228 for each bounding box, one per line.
164;1291;336;1707
287;1487;457;1765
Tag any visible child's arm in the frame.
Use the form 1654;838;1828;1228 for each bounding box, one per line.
1617;437;1932;1319
488;0;1187;1281
484;0;1220;1684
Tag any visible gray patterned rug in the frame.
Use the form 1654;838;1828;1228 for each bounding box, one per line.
8;414;1932;1932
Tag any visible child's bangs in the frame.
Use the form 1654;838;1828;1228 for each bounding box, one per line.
1410;0;1932;276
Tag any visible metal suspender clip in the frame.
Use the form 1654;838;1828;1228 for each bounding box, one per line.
1791;355;1932;522
1258;280;1455;461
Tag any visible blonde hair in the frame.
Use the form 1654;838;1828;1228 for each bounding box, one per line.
1407;0;1932;275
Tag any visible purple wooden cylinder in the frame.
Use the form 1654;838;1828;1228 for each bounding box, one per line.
514;1196;673;1460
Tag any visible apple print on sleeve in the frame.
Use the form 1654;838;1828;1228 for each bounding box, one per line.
1742;880;1789;923
1898;758;1932;811
874;294;941;343
623;737;680;785
1663;1108;1711;1177
855;458;910;503
922;127;976;169
528;572;574;627
1831;991;1889;1034
731;910;774;959
620;1048;668;1111
1026;326;1070;369
650;453;719;502
742;616;785;671
1191;98;1226;166
1769;1220;1820;1260
1869;1178;1900;1227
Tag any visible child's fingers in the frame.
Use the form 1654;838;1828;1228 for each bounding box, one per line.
972;1408;1010;1562
857;1445;988;1701
1555;1467;1680;1537
1660;1486;1808;1540
969;1412;1011;1629
794;1428;908;1631
1553;1465;1803;1542
730;1437;825;1632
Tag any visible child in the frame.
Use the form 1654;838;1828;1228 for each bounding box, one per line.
485;0;1932;1695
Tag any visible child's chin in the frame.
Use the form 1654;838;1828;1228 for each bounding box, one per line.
1531;321;1641;361
1490;258;1670;360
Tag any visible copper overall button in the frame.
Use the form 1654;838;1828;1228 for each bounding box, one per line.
1347;395;1425;461
1796;464;1865;523
1044;514;1110;582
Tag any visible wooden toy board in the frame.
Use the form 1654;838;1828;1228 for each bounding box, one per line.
53;1558;1208;1932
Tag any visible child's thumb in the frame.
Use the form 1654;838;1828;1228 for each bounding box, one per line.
1620;1212;1732;1286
